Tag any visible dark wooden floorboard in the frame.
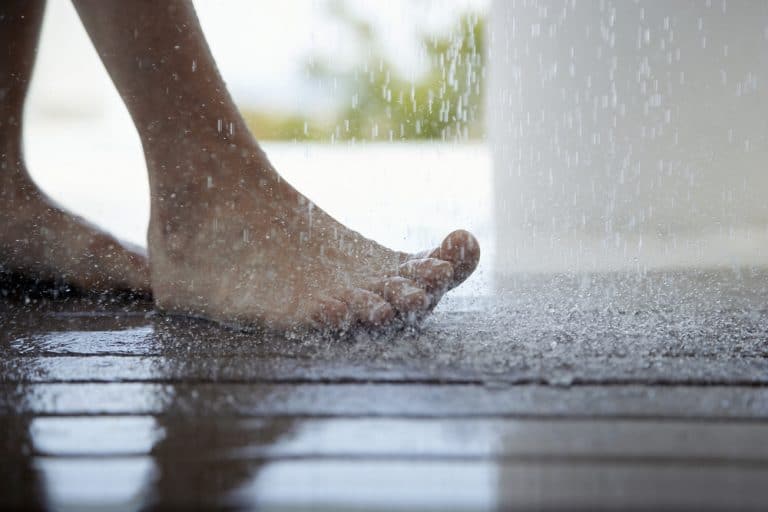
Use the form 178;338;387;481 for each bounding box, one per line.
17;416;768;462
4;382;768;419
3;273;768;510
8;457;768;511
4;354;768;385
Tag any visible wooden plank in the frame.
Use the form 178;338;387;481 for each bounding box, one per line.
4;355;768;385
6;457;767;511
20;416;768;462
4;294;768;367
4;383;768;419
245;459;768;511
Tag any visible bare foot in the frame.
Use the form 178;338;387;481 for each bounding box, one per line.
148;141;480;332
65;0;478;330
0;161;151;295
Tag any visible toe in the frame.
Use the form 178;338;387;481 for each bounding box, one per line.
309;297;351;330
428;229;480;287
398;258;454;293
334;288;395;327
364;276;430;314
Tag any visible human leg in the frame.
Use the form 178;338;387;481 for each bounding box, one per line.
72;0;479;330
0;0;151;294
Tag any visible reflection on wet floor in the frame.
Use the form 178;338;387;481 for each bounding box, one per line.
3;269;768;509
36;457;155;510
7;412;768;510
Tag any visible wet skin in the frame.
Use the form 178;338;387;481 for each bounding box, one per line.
0;168;151;294
1;0;479;331
0;0;150;295
146;138;480;330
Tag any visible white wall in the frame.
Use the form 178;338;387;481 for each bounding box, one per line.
490;0;768;277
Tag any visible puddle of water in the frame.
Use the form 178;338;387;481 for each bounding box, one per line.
11;327;155;356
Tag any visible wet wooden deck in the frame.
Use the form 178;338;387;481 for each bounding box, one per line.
3;270;768;510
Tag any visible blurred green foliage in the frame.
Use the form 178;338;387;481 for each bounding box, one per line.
243;3;485;142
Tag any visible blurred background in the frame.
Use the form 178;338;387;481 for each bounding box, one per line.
490;0;768;278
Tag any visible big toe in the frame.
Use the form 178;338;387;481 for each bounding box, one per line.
428;229;480;287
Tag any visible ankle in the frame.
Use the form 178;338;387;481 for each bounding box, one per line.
145;129;275;202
